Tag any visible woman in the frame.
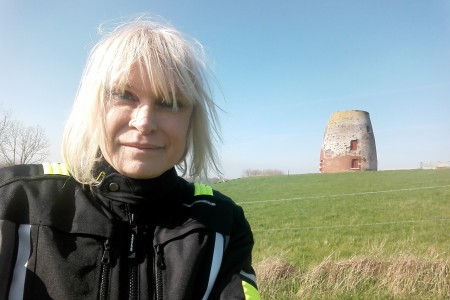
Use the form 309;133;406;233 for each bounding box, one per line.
0;19;260;300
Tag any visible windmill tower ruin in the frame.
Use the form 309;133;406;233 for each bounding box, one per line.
320;110;377;173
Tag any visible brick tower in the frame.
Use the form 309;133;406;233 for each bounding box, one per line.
320;110;377;173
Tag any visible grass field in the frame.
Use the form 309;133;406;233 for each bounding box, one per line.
214;169;450;299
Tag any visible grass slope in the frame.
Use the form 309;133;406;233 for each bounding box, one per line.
214;169;450;299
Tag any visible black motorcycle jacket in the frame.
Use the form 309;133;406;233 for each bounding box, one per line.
0;163;260;300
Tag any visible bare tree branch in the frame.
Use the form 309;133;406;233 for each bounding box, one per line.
0;111;50;165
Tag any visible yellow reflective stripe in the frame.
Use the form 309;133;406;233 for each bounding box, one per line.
242;281;260;300
96;171;106;182
42;162;52;174
42;162;70;176
194;183;213;196
59;163;70;176
52;163;69;176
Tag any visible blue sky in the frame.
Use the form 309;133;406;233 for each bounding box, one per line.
1;0;449;178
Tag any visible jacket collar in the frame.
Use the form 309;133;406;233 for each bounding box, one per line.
92;161;191;226
94;165;182;204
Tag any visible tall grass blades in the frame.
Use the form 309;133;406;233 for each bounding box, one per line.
254;253;449;299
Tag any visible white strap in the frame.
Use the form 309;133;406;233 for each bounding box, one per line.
8;224;31;300
202;233;224;300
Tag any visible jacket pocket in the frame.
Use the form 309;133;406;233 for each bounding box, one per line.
25;225;104;300
154;226;216;300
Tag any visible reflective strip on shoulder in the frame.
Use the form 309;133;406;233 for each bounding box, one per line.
42;162;70;176
194;183;213;196
242;281;261;300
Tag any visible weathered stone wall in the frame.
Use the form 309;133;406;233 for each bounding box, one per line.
320;110;377;173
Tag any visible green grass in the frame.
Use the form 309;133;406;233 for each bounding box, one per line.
214;169;450;299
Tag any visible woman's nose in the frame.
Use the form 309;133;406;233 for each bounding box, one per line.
129;105;157;134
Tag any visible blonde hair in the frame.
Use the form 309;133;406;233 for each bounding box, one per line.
62;18;221;185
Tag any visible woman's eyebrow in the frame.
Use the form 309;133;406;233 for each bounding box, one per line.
124;83;135;90
125;82;158;94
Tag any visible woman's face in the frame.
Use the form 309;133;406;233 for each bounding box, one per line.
100;67;193;179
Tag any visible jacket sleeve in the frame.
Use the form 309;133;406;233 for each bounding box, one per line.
210;205;260;300
0;220;17;299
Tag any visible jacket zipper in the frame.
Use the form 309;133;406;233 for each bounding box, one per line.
128;211;139;300
154;244;165;300
99;239;112;300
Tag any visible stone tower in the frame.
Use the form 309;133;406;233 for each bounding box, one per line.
320;110;377;173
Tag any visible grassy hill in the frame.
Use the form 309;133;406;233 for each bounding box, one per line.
214;169;450;299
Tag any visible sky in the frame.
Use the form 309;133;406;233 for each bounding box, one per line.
0;0;449;179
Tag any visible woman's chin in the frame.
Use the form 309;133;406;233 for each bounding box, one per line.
115;162;171;179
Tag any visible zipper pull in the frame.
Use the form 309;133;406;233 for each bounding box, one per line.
155;245;166;269
102;239;111;265
129;213;138;258
100;239;112;300
154;244;165;300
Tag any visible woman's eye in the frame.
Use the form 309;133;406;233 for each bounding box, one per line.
156;99;181;111
112;90;138;102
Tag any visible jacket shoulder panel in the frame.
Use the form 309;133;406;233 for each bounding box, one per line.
0;163;113;237
0;164;45;184
0;163;70;187
183;183;241;235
